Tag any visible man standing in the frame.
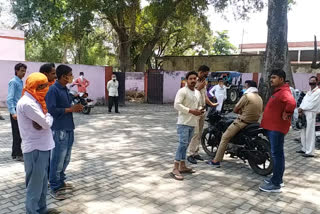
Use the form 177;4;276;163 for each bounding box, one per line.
259;69;296;193
107;74;120;113
17;73;59;214
7;63;27;161
73;72;90;93
46;65;83;200
297;76;320;157
187;65;217;164
209;78;227;112
40;63;56;86
207;80;263;168
171;71;203;180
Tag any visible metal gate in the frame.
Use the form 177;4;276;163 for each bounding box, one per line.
114;72;125;105
147;71;163;104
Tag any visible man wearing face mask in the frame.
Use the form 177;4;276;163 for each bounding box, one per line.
45;65;83;200
187;65;218;164
297;76;320;158
73;72;90;93
209;78;227;112
107;74;120;113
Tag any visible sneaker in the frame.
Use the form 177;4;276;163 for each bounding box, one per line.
46;208;61;214
259;182;281;193
187;156;197;164
193;154;204;161
0;115;4;120
264;178;284;187
296;150;305;154
302;154;315;158
60;182;74;190
49;190;67;200
16;156;24;162
206;160;221;168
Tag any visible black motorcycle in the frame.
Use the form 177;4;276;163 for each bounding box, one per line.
70;91;94;114
201;108;273;176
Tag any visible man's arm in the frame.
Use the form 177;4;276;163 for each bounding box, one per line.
85;79;90;87
233;95;247;114
106;81;110;90
299;91;320;112
223;87;227;100
174;89;203;116
7;81;17;115
209;86;215;98
281;91;296;118
24;104;53;130
205;95;218;107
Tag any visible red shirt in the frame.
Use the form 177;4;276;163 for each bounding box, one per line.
261;84;296;134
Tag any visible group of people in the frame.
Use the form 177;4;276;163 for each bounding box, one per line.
171;65;317;193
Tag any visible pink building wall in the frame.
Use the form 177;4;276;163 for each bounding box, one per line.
0;60;105;107
163;71;187;103
125;72;144;92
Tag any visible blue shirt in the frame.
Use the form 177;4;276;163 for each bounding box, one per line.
7;76;23;115
45;81;75;131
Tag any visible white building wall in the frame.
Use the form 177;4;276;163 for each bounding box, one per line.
0;29;25;61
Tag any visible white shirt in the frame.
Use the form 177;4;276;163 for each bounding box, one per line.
300;87;320;113
16;92;55;153
209;85;227;100
107;80;119;97
174;86;201;127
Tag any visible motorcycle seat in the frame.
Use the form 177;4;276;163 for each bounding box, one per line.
243;123;260;131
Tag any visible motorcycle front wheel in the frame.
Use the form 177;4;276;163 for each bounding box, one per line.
82;106;91;114
247;138;273;176
201;128;220;157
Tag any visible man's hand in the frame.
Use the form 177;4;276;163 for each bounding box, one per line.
12;114;17;120
197;80;206;90
71;104;84;113
210;103;219;107
189;109;205;116
32;121;42;130
282;112;291;121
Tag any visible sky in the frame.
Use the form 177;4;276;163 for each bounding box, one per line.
1;0;319;48
141;0;320;47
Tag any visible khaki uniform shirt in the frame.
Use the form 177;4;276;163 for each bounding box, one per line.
235;92;263;123
195;80;206;109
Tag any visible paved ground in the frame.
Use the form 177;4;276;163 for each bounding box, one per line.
0;104;320;214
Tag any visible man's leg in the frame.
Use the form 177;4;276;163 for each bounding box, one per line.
24;150;50;214
188;114;205;161
108;96;114;112
213;120;246;163
114;96;119;113
60;131;74;186
10;114;22;159
268;131;285;186
300;127;307;153
49;130;70;195
172;125;192;180
304;112;316;156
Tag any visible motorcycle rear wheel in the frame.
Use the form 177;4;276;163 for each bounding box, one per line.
201;128;220;157
247;138;273;176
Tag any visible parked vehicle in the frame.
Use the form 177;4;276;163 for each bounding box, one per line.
201;108;273;176
69;90;94;114
207;71;243;104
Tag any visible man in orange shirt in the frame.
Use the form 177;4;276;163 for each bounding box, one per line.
73;72;90;93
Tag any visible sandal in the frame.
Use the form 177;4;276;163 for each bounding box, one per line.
170;171;184;181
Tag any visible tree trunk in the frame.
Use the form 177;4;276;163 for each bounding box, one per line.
118;35;132;73
136;40;158;73
259;0;294;104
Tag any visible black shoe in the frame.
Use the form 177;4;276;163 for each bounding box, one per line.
193;154;204;161
0;115;4;120
302;154;315;158
12;156;16;160
16;156;24;162
115;112;120;114
296;150;305;154
187;156;197;164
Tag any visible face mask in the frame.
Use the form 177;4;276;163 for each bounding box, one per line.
36;86;49;99
309;82;316;86
112;77;116;81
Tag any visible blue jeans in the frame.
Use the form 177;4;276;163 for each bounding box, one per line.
175;125;194;161
49;130;74;192
24;150;50;214
267;130;285;187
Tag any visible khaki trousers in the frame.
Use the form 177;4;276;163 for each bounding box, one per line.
214;118;248;162
188;114;205;156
